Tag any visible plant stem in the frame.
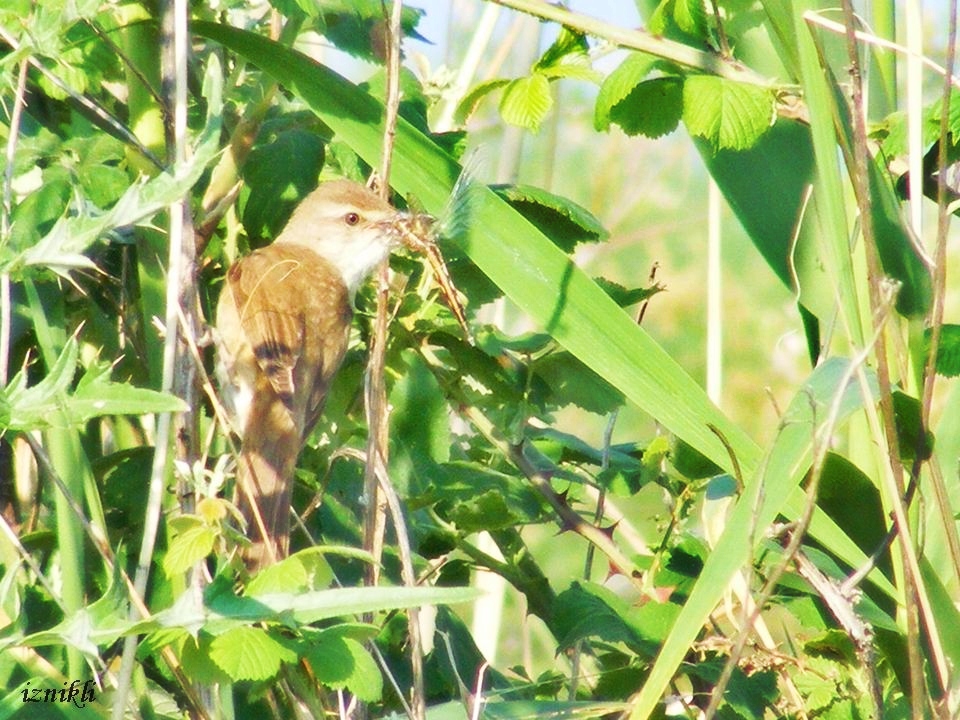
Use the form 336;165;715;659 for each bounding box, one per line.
487;0;771;87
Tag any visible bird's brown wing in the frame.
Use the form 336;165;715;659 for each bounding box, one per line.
222;244;351;570
227;249;305;410
226;243;352;435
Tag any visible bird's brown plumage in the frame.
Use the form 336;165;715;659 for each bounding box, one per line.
216;180;406;570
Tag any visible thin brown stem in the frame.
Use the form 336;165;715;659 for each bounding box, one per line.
360;3;425;719
837;3;926;712
920;0;960;589
461;405;645;591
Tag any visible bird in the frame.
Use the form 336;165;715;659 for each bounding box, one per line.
215;179;416;570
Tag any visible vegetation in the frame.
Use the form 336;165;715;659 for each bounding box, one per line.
1;0;959;718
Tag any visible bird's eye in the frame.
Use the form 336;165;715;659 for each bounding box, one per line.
344;212;361;226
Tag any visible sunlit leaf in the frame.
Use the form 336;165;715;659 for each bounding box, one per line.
607;76;684;138
163;524;217;577
682;75;775;151
594;53;657;131
500;74;553;132
926;324;960;377
209;626;297;682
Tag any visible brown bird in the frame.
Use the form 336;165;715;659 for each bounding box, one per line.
216;179;416;570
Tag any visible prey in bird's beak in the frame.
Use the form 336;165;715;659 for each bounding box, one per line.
392;210;472;343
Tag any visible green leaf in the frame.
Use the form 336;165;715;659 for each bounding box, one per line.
491;184;608;251
533;26;599;83
594;53;657;131
693;119;814;289
533;351;624;415
313;1;426;60
553;582;677;657
791;656;843;712
208;626;297;682
390;349;450;495
539;63;603;83
630;358;885;716
244;552;311;595
70;359;189;419
500;74;553;132
206;583;479;628
671;436;723;479
429;462;545;532
535;26;590;72
682;75;775;151
180;632;232;685
926;324;960;377
242;128;325;239
527;426;643;473
608;76;684;139
455;78;511;126
809;22;932;320
305;627;383;701
6;111;220;279
815;454;889;570
482;700;630;719
677;0;708;37
892;390;934;462
592;278;663;308
0;337;186;432
649;0;709;43
163;524;217;577
690;659;778;718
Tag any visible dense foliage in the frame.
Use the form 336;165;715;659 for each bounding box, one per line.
1;0;959;718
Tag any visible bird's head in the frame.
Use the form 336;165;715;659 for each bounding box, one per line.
276;179;428;296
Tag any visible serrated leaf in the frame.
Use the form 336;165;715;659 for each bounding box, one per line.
594;53;658;132
208;626;297;682
648;0;673;36
926;325;960;377
455;78;511;126
163;524;217;577
500;74;553;132
491;184;607;251
8;109;220;278
674;0;708;38
244;553;311;595
533;351;624;415
429;462;545;532
70;361;188;420
180;632;232;685
0;338;186;432
539;63;602;83
609;76;684;139
682;75;775;151
535;26;590;72
306;628;382;701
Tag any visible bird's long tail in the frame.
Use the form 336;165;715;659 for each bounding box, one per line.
236;389;301;571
